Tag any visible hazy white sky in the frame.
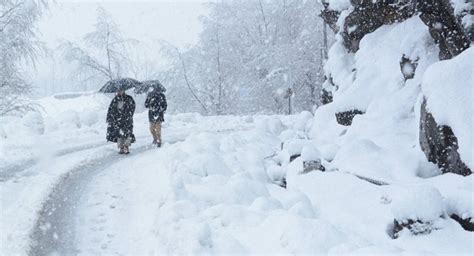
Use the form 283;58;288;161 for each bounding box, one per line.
39;0;210;49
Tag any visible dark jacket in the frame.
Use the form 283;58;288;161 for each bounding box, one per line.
106;94;136;143
145;91;167;123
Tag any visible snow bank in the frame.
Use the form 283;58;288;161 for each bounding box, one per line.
422;47;474;169
299;9;473;254
309;16;441;182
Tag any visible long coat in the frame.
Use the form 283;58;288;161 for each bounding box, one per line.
106;94;136;143
145;91;167;123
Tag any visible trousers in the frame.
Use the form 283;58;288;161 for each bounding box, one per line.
149;122;162;142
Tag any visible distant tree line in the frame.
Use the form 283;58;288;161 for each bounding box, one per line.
162;0;328;115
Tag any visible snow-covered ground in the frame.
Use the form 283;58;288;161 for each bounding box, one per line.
1;91;473;255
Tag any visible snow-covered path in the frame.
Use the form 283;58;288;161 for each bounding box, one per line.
73;143;173;255
25;115;260;255
29;143;152;255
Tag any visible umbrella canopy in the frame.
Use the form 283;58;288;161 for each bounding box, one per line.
98;78;142;93
134;80;166;94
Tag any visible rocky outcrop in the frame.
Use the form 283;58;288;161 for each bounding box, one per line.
419;99;471;176
342;1;415;52
321;0;471;56
335;109;364;126
321;0;471;175
416;0;471;60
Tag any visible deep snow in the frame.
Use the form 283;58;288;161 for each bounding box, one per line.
1;92;473;255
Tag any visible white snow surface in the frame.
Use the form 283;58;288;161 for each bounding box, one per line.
1;89;473;255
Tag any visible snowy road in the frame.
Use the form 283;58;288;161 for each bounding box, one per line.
26;123;253;255
28;143;152;255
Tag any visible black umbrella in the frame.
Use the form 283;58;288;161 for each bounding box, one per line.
98;78;142;93
134;80;166;94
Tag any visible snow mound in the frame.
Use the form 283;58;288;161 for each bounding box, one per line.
255;116;286;135
301;144;321;161
391;186;446;222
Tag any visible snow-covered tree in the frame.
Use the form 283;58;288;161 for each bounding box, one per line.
61;7;134;86
0;0;47;115
163;0;326;115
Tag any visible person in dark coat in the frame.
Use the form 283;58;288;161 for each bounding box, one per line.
144;89;167;147
106;90;136;154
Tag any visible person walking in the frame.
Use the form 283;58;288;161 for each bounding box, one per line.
145;88;167;147
106;89;136;154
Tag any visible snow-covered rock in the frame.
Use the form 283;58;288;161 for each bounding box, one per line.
391;186;446;222
421;47;473;174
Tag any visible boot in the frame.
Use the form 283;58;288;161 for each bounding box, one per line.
124;146;130;154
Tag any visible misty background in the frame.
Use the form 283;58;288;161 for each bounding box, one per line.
32;0;208;97
6;0;329;115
